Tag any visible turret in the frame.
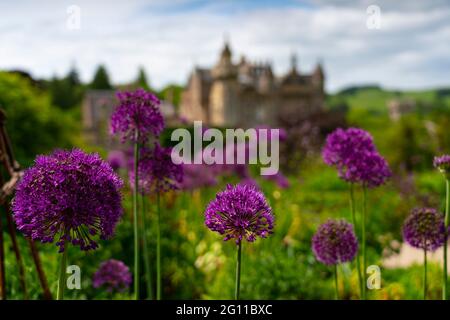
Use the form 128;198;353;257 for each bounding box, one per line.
209;41;238;126
212;41;236;80
290;53;299;75
258;64;274;93
312;61;324;90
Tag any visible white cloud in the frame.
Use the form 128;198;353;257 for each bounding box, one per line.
0;0;449;92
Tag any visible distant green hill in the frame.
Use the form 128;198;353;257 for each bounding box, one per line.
336;84;382;95
328;85;450;115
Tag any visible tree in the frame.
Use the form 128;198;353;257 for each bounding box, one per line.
90;65;112;90
66;66;81;87
135;67;150;91
48;66;84;110
160;84;183;107
0;72;78;165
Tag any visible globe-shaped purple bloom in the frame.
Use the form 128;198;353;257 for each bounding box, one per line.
12;149;123;252
110;88;164;144
180;163;218;190
346;150;391;188
323;128;375;165
434;155;450;178
403;207;445;252
93;259;132;293
129;142;183;195
312;219;358;266
205;183;274;244
107;150;126;171
323;127;391;187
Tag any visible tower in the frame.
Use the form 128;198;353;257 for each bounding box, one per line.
312;61;325;93
290;53;298;74
209;41;238;126
258;63;274;94
178;41;326;128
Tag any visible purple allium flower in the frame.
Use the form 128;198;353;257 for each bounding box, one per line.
107;150;126;171
180;163;218;190
110;89;164;144
312;219;358;265
323;128;375;166
204;183;274;244
403;207;445;252
323;127;391;187
12;149;123;252
434;155;450;178
129;142;183;195
93;259;132;293
172;149;217;190
347;151;392;188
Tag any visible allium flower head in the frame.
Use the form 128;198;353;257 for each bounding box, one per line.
323;128;375;166
403;207;445;251
129;142;183;194
107;150;126;171
93;259;132;293
323;127;391;187
434;155;450;178
312;219;358;265
110;88;164;144
12;149;123;252
204;183;274;244
346;151;391;188
180;163;218;190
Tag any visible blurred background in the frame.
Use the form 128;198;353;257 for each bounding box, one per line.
1;0;450;299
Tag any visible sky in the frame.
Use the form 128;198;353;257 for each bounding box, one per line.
0;0;449;92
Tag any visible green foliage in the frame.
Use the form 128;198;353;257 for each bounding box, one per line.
384;115;435;171
0;72;79;166
341;87;450;173
3;81;450;300
160;84;183;108
1;152;447;300
134;67;151;91
90;65;112;90
47;67;85;110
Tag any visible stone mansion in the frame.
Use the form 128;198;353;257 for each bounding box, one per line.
179;42;325;127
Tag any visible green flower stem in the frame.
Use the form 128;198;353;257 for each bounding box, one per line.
334;264;339;300
235;242;242;300
362;184;367;300
156;191;162;300
141;195;153;300
133;139;140;300
444;178;449;300
56;248;68;300
349;183;363;299
424;248;428;300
